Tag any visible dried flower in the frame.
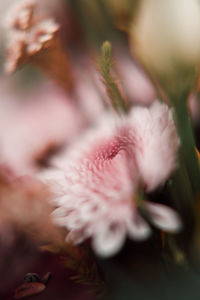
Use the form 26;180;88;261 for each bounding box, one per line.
40;103;181;257
4;0;73;91
14;282;46;299
5;0;35;31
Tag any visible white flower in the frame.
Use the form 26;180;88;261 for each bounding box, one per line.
130;0;200;75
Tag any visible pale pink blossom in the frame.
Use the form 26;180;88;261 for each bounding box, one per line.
39;116;149;257
40;103;181;257
115;51;156;106
73;65;105;124
0;82;84;177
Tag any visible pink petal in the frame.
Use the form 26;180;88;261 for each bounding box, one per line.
66;230;87;244
128;101;180;191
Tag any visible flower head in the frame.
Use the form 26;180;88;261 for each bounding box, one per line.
40;116;149;257
40;102;181;257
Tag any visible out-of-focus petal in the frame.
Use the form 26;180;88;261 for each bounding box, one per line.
115;51;156;106
128;100;180;191
144;201;182;232
126;213;151;240
92;223;126;257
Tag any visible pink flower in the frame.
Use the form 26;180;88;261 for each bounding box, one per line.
40;102;181;257
0;82;84;177
115;50;156;106
73;63;105;124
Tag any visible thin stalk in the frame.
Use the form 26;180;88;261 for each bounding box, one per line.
99;41;129;114
174;94;200;194
168;93;200;256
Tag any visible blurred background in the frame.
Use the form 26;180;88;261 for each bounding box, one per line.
1;1;200;299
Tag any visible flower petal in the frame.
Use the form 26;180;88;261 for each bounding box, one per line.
144;201;182;232
66;230;87;244
92;223;126;257
128;101;180;192
126;213;151;240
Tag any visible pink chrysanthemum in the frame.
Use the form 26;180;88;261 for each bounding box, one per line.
40;101;181;257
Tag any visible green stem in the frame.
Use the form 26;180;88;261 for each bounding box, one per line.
168;94;200;255
174;95;200;194
100;41;129;114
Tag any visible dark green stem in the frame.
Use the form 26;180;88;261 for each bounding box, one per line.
168;94;200;255
174;95;200;194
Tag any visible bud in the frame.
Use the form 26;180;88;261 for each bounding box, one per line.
130;0;200;78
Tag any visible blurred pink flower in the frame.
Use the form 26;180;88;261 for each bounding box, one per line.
115;51;156;106
73;64;105;124
188;92;200;126
40;102;181;257
0;82;84;178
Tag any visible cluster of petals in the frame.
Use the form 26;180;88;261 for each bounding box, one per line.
128;101;180;191
3;0;60;73
40;101;181;257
